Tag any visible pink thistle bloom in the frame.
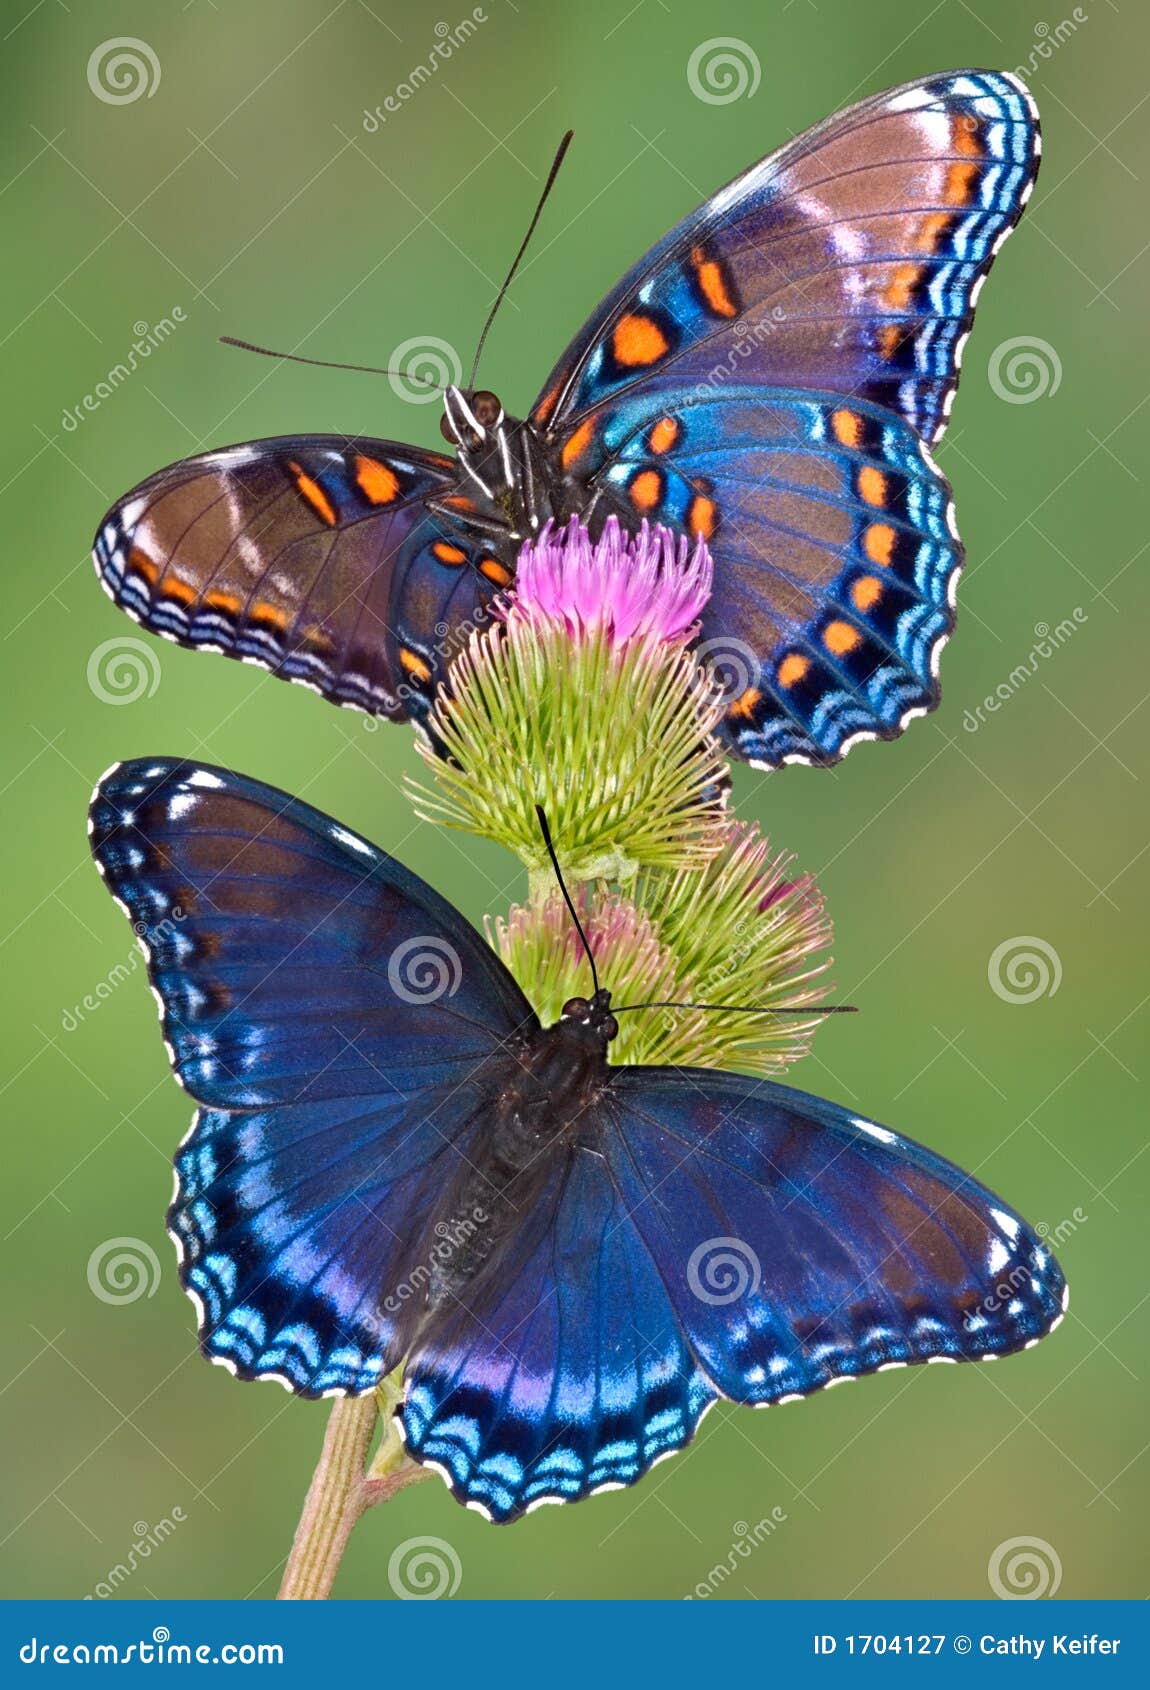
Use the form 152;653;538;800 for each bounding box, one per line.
507;514;712;648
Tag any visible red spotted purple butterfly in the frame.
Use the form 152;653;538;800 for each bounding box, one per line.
89;758;1066;1523
93;70;1039;768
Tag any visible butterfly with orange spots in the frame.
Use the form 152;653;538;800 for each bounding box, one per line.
93;71;1038;763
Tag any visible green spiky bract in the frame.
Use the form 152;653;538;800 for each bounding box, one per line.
408;618;728;881
489;821;832;1078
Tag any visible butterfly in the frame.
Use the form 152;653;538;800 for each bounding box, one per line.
89;758;1067;1523
92;69;1038;770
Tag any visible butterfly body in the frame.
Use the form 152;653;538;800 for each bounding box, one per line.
93;69;1039;764
90;759;1067;1523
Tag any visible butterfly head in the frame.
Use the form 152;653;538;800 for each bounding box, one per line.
560;987;619;1045
440;386;504;450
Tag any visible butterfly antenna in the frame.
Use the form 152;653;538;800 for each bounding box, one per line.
534;802;600;998
468;129;574;389
612;1000;858;1016
219;336;444;390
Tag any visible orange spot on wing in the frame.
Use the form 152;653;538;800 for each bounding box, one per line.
777;653;810;690
288;462;337;527
630;470;662;513
945;161;978;206
204;590;243;615
251;600;292;632
831;409;863;448
824;619;862;656
864;523;896;567
613;313;669;367
728;686;762;720
852;575;883;613
953;117;982;157
432;542;467;566
159;575;197;606
561;418;596;471
916;211;951;253
648;416;680;454
534;384;560;425
355;455;400;505
127;547;159;584
442;494;475;512
885;263;920;311
691;246;738;317
479;557;512;587
399;647;432;683
688;494;716;541
858;466;887;508
878;323;904;360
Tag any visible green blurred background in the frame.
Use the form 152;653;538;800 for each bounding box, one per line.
1;0;1145;1602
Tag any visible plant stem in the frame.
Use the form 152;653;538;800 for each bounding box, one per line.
278;1397;377;1600
278;1376;431;1600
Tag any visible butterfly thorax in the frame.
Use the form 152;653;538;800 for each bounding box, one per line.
415;997;617;1318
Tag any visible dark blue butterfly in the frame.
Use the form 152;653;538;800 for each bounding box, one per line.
89;759;1067;1523
92;69;1038;768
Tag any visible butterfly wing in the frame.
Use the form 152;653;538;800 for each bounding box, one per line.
400;1143;716;1522
93;438;497;723
534;70;1039;445
602;1068;1067;1402
560;386;960;765
89;758;536;1393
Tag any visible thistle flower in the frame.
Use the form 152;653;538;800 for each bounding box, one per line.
409;517;727;882
489;821;833;1077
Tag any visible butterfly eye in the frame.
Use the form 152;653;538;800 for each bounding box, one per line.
471;390;502;428
600;1014;618;1041
562;996;590;1020
439;412;459;445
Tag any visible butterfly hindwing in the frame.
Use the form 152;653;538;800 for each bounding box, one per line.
400;1142;716;1521
603;1068;1067;1401
89;758;537;1393
93;438;496;723
562;385;962;765
534;70;1039;446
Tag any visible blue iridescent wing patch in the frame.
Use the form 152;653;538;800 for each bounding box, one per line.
561;386;961;766
401;1145;716;1521
89;758;536;1394
603;1069;1067;1398
540;69;1038;765
535;70;1039;446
